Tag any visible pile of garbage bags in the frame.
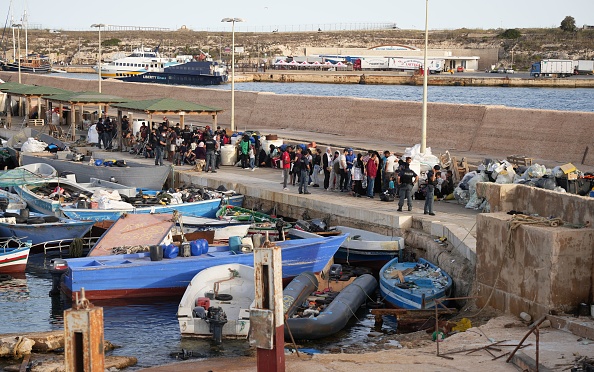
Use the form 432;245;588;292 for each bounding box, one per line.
454;160;581;211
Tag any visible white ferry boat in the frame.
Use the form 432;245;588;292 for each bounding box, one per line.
97;47;180;78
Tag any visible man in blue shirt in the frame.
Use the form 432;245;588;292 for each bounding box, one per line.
345;148;355;192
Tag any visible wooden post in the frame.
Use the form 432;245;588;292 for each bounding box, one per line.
253;242;285;372
64;288;105;372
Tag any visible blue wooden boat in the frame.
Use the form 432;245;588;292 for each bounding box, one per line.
14;178;94;216
61;194;244;222
0;212;94;245
379;258;452;310
61;234;348;301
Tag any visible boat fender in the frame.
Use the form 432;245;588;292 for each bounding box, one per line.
26;217;45;224
215;293;233;301
43;216;60;223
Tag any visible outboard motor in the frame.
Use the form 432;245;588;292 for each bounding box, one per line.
309;219;327;232
329;264;343;281
207;306;228;344
49;259;68;296
0;197;9;212
275;217;285;241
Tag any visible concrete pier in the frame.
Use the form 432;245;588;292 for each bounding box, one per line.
1;71;592;166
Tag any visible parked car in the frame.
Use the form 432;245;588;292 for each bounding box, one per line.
505;68;515;74
457;66;464;72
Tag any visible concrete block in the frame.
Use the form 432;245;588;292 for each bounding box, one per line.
431;222;445;238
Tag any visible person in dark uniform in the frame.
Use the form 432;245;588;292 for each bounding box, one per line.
204;135;217;173
397;157;417;212
95;118;105;149
154;128;167;166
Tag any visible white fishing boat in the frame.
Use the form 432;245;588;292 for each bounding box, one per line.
177;264;254;342
97;47;180;78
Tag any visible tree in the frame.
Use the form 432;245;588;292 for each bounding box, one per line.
560;16;577;32
499;29;521;39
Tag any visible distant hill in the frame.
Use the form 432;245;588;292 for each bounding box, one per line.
3;27;593;70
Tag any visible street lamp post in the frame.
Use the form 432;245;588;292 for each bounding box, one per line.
420;0;429;154
90;24;105;93
221;17;245;133
12;23;22;84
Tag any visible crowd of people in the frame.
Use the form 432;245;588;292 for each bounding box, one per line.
88;119;454;214
262;143;455;215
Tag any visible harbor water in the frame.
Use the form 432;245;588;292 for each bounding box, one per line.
0;257;394;370
54;73;594;113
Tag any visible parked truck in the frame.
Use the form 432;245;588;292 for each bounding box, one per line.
574;60;594;75
530;59;573;78
353;57;444;72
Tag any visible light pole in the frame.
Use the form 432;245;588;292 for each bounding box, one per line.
420;0;429;154
221;17;245;133
12;23;22;84
91;24;105;93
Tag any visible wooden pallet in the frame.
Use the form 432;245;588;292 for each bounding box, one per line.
451;156;469;183
507;155;534;167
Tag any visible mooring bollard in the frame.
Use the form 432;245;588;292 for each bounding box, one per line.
64;288;105;372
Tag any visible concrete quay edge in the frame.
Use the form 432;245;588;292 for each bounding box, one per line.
175;167;477;264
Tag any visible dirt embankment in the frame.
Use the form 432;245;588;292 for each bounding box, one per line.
10;27;594;70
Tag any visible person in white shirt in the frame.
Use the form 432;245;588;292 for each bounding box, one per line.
383;151;398;192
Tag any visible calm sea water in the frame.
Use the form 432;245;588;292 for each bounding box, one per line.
55;73;594;113
0;257;391;370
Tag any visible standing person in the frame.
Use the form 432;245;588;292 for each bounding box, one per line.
95;118;104;149
281;145;291;190
252;133;261;166
366;152;379;198
424;166;437;216
103;117;113;150
204;135;218;173
352;153;365;197
298;148;311;195
194;142;206;171
323;147;332;190
87;122;99;147
329;151;340;191
249;145;256;171
397;157;418;212
338;148;348;192
239;134;250;169
345;148;355;191
154;128;167;166
312;148;322;187
383;151;397;192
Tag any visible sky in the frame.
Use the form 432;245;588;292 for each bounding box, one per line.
3;0;594;32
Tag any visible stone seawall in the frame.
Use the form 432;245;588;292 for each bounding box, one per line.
2;71;593;165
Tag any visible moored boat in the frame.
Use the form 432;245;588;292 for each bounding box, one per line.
98;47;180;78
116;61;228;86
179;216;251;241
332;226;404;270
284;274;377;340
61;234;348;301
1;54;51;74
20;153;171;191
379;258;452;310
177;264;254;342
0;211;94;245
216;205;292;238
0;238;32;274
13;177;93;216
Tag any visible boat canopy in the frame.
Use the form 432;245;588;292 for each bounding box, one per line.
0;168;52;187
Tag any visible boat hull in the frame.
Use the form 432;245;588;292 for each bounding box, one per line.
0;246;31;273
116;72;227;85
62;235;347;301
0;219;94;245
14;179;92;216
285;274;378;339
62;195;244;222
379;258;452;310
177;264;254;339
1;62;51;74
20;154;171;190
